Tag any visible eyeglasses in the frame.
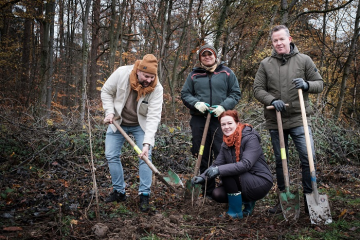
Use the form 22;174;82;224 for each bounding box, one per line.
201;52;213;57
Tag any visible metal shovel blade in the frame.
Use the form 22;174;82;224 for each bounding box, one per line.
163;170;184;188
183;180;202;200
279;189;300;221
306;193;333;225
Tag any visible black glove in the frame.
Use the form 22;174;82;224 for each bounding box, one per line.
292;78;309;91
205;166;220;179
271;99;286;112
191;176;205;185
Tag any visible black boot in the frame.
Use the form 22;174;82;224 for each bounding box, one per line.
139;193;150;212
105;190;126;203
268;201;282;214
243;201;256;216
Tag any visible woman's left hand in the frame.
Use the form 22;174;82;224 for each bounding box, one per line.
205;166;219;179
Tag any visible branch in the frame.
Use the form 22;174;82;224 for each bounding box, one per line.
294;0;355;19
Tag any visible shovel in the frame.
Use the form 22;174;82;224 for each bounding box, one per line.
267;105;300;221
298;89;332;225
109;119;183;192
184;112;212;202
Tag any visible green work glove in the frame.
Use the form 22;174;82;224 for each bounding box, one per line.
210;105;225;117
194;102;210;113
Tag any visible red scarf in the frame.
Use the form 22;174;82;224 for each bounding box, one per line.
223;123;252;162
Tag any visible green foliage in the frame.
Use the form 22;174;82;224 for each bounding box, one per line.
0;187;15;199
312;115;360;165
60;215;76;237
151;124;195;174
109;203;133;218
310;220;360;239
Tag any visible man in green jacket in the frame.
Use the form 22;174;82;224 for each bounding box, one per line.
253;25;323;214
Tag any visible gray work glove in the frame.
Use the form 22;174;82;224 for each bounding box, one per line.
271;99;286;112
194;102;210;113
205;166;220;179
191;176;205;185
292;78;309;91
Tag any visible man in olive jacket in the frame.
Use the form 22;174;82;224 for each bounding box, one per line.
253;25;323;214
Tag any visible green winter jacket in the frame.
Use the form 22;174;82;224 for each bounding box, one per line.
181;62;241;116
253;43;323;130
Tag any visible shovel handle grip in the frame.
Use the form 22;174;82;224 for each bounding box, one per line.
111;120;160;175
266;104;289;110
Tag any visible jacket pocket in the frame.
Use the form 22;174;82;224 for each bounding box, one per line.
138;100;148;117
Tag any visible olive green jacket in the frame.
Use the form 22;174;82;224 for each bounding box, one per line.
253;43;323;129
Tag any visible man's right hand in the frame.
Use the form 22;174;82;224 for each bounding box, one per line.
194;102;210;113
271;100;286;112
191;176;205;185
104;113;115;124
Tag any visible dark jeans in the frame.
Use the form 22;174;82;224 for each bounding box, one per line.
269;126;315;194
190;115;223;196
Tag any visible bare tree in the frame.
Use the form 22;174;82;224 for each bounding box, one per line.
80;0;92;123
334;0;360;118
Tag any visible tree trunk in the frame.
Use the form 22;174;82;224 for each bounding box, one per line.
80;0;91;123
334;0;360;119
46;1;56;114
89;0;100;100
109;0;117;71
39;1;53;115
214;0;232;50
169;0;194;117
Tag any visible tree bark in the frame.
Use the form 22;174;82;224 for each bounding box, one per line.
80;0;91;123
334;0;360;119
89;0;100;100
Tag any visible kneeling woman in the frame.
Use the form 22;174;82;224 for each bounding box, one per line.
192;110;273;218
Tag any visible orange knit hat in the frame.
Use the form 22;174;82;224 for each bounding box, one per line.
138;54;158;75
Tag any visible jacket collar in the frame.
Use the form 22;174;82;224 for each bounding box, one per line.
271;42;298;65
192;61;225;72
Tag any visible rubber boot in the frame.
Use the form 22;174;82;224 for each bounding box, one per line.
243;201;256;216
268;200;282;214
226;192;243;219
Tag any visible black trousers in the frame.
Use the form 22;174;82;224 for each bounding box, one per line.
190;115;223;196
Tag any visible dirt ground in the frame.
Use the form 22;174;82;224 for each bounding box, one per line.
1;159;359;239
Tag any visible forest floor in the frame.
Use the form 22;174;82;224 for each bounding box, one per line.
0;156;359;240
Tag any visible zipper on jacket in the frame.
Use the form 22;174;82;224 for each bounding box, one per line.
208;73;213;105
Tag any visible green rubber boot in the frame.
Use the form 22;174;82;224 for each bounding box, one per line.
243;201;256;216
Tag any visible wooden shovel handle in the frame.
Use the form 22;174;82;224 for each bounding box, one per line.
298;90;315;173
266;105;290;189
193;112;212;177
111;120;160;175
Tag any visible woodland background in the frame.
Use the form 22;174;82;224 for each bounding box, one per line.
0;0;360;239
